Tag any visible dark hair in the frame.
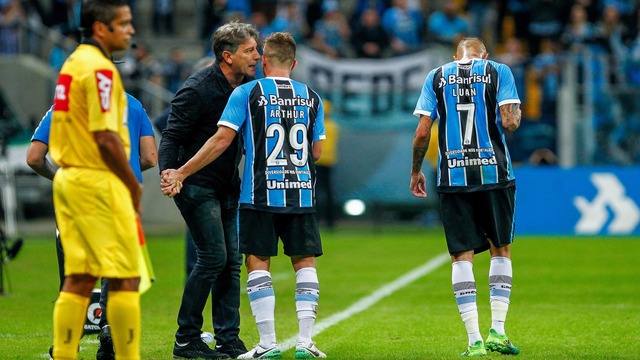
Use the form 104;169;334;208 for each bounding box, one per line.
212;21;259;63
80;0;129;37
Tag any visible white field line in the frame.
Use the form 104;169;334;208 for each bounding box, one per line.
280;252;450;351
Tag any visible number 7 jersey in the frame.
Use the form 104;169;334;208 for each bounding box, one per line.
414;59;520;192
219;76;325;213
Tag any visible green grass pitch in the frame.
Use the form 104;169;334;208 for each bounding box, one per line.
0;226;639;359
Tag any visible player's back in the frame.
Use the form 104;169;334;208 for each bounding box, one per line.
432;59;518;191
224;77;324;212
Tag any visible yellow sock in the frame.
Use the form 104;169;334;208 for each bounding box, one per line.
53;291;90;359
107;291;141;360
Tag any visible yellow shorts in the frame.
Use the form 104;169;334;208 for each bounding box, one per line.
53;167;139;279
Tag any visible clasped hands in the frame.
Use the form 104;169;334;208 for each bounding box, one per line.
160;169;184;198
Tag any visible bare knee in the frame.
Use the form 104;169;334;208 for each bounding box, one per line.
291;256;316;272
62;274;98;297
106;277;140;292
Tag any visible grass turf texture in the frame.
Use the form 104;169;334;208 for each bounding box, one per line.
0;226;639;359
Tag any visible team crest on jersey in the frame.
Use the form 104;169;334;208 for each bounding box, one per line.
54;74;72;111
95;70;113;112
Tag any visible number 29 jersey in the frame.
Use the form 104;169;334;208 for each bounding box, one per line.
219;76;325;213
414;59;520;193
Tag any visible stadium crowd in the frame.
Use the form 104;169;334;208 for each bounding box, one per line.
3;0;640;164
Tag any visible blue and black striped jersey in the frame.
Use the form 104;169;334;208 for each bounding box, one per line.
219;77;325;213
414;59;520;192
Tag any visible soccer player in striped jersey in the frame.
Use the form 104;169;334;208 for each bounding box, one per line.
161;32;327;359
410;37;522;357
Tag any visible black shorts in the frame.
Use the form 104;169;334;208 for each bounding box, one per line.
439;186;516;255
238;209;323;257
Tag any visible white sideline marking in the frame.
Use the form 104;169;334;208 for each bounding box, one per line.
280;252;450;351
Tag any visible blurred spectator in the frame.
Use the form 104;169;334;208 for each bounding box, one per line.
199;0;227;45
163;47;191;94
47;0;79;34
0;0;25;55
381;0;424;55
117;42;164;103
602;0;635;29
495;37;529;106
628;8;640;85
227;0;251;19
496;0;530;41
530;38;563;153
561;3;597;53
304;0;323;38
495;37;542;163
250;10;274;42
21;0;47;55
593;5;630;84
349;0;390;26
427;2;469;49
310;1;352;58
351;7;389;58
465;0;498;48
271;1;307;43
152;0;174;35
526;0;568;55
48;29;77;72
251;0;277;23
575;0;601;23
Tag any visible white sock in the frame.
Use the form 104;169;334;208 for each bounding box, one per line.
489;256;512;335
247;270;276;346
452;261;482;345
295;267;319;347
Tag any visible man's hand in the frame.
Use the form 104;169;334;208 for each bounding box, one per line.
410;172;427;198
160;169;184;198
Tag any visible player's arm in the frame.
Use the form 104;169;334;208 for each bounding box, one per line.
500;103;521;132
139;135;158;171
161;126;237;197
94;130;142;213
411;114;434;198
26;140;57;181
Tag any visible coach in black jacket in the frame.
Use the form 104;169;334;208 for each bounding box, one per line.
158;22;261;360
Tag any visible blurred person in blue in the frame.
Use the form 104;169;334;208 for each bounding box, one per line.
530;37;562;154
161;31;327;360
381;0;424;55
427;2;469;48
26;93;157;360
561;3;597;53
310;1;352;58
271;1;307;43
410;37;521;357
0;0;25;55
